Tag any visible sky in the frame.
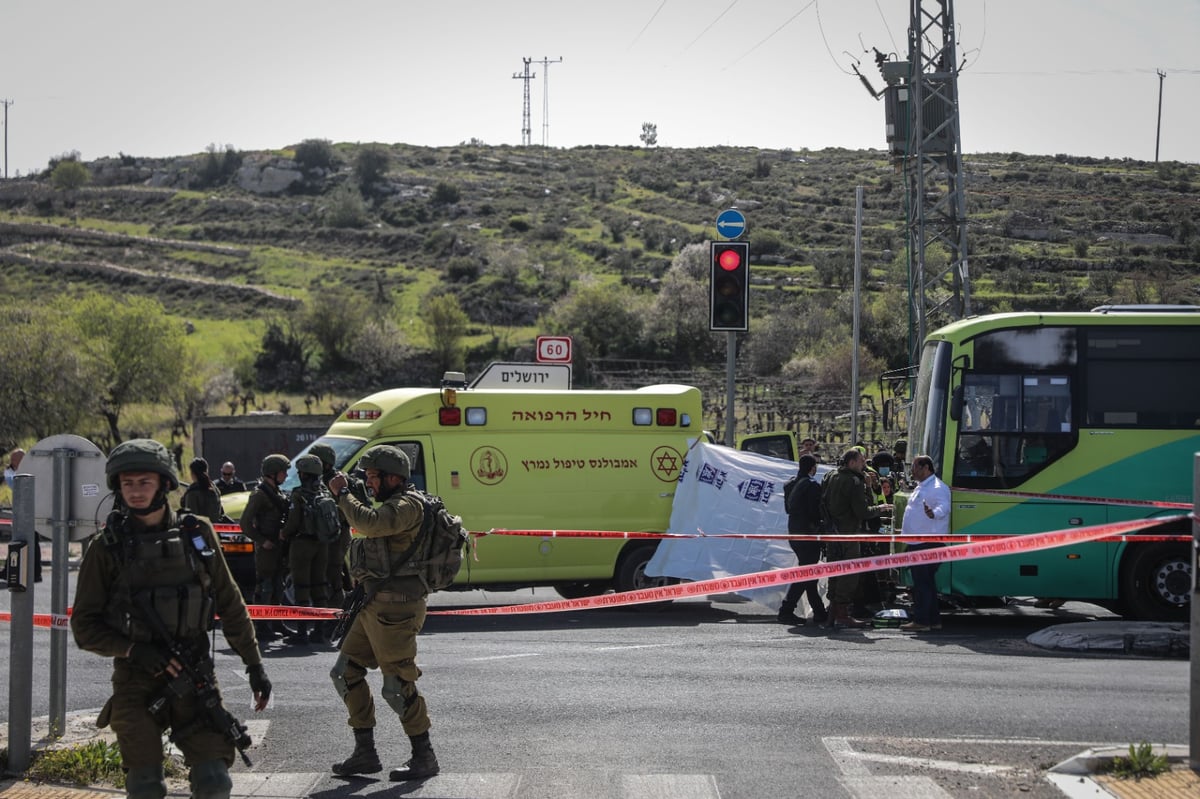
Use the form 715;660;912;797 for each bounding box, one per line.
3;0;1198;176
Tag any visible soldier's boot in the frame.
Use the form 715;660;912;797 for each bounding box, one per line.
826;603;869;630
284;619;311;644
255;620;278;642
389;732;440;781
332;727;382;776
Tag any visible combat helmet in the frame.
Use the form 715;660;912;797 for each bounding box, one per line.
308;443;337;469
261;453;291;477
295;454;324;476
106;439;179;492
358;445;410;478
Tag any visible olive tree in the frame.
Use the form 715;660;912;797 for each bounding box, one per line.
420;292;469;374
72;295;191;444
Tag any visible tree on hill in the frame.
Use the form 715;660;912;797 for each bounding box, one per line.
72;295;191;445
50;158;90;191
420;292;469;374
354;144;390;196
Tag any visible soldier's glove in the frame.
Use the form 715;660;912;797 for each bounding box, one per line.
128;642;171;676
247;663;272;703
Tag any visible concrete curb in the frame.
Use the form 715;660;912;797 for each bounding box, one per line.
1045;745;1191;799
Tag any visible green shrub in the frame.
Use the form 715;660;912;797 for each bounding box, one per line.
1105;742;1170;780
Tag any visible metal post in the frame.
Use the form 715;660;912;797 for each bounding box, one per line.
48;448;70;736
851;186;863;445
724;331;737;447
1190;452;1199;772
7;474;35;774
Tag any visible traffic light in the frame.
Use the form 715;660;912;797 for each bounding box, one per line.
709;241;750;331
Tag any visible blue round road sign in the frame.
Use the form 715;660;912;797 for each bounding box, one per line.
716;208;747;240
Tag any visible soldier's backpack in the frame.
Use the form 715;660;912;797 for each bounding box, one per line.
818;470;837;533
300;487;342;544
404;490;469;592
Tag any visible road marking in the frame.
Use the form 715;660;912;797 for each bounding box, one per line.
840;776;954;798
622;774;721;799
593;644;674;652
230;772;324;798
469;652;541;661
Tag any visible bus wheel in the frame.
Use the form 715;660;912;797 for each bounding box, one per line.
554;582;611;599
1120;543;1191;622
614;543;677;598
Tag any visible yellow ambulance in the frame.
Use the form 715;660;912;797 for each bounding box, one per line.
226;375;705;599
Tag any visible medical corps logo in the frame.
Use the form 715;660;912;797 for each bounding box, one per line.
470;446;507;485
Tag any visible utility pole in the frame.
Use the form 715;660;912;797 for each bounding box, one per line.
1155;69;1166;163
512;58;535;147
1;99;13;179
535;56;563;148
875;0;970;370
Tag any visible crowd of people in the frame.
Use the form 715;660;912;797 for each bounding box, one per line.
779;438;950;634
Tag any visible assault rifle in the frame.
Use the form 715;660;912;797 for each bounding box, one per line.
329;582;377;648
134;593;254;766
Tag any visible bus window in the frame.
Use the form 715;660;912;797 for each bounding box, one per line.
954;373;1074;486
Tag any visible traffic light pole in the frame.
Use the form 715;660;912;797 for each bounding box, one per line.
724;331;736;446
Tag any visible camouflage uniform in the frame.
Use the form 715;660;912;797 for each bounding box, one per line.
71;439;267;799
239;457;290;636
329;444;438;782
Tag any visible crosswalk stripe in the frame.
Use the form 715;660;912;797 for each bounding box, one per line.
621;774;721;799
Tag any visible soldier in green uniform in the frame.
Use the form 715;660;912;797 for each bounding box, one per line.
71;439;271;799
278;454;331;644
239;454;291;641
309;443;369;642
327;444;439;782
823;447;892;630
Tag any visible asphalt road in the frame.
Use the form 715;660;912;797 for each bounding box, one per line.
1;560;1191;798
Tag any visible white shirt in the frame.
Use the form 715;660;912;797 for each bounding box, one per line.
901;473;951;536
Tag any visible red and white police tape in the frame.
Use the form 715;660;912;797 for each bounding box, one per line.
2;513;1189;626
429;514;1187;616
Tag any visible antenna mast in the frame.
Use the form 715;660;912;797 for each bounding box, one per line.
512;58;535;147
535;56;563;148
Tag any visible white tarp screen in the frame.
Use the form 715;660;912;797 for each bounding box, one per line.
646;440;810;610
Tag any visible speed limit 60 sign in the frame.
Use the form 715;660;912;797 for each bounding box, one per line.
536;335;572;363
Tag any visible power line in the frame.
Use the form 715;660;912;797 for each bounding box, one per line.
726;0;817;70
683;0;739;52
629;0;668;50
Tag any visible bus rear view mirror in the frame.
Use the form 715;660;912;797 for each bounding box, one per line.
949;385;964;422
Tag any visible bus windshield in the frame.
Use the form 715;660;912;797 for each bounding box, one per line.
908;339;951;475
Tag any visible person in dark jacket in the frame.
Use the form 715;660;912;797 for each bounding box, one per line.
778;455;827;626
180;457;224;523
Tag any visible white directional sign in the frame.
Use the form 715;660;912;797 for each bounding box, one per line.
471;362;572;390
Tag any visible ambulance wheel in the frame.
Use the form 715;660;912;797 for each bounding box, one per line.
1120;542;1190;622
614;544;677;597
555;582;611;599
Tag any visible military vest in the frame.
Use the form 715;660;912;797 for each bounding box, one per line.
102;515;215;643
346;491;422;583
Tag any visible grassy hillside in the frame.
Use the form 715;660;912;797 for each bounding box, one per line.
1;143;1196;448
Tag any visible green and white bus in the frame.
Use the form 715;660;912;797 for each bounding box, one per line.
904;306;1198;621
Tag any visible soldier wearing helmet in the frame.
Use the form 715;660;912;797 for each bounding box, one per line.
308;443;369;626
71;439;271;799
277;454;333;645
238;453;292;642
327;444;440;782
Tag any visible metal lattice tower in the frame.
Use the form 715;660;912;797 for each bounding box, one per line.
536;57;563;148
879;0;971;368
512;58;535;147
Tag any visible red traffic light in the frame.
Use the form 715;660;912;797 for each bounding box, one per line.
709;241;749;332
717;248;742;271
